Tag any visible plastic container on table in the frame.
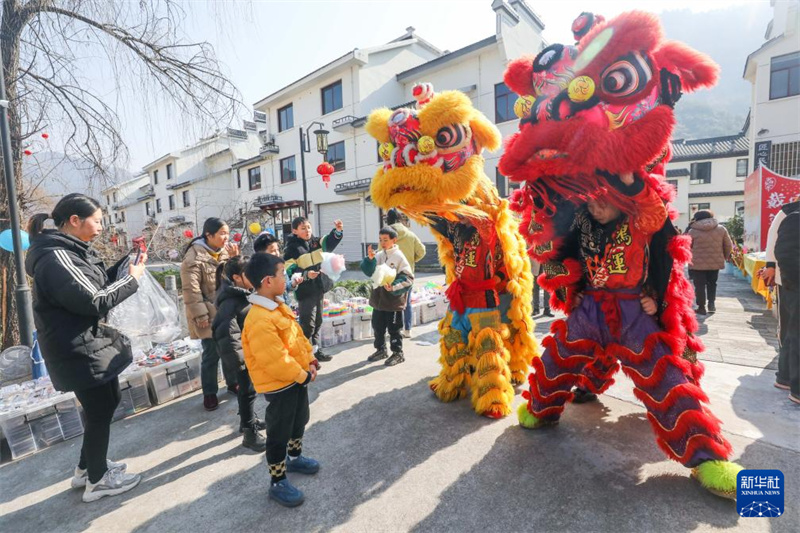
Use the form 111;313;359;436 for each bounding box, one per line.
0;393;84;460
113;369;152;422
351;312;374;341
145;351;202;405
319;314;352;348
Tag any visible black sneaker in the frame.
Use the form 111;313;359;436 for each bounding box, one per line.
315;350;333;362
708;302;716;313
385;352;405;366
571;387;598;404
240;417;268;433
241;427;267;452
368;349;388;362
543;310;554;317
696;306;707;315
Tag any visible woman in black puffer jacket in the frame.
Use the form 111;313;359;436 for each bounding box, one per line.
25;194;146;503
212;256;266;451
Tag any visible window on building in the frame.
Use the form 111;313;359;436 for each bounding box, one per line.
120;211;125;222
248;167;262;191
495;168;506;197
156;198;162;213
145;202;152;216
153;170;159;184
735;201;745;217
236;169;241;189
769;52;800;100
771;141;800;177
689;203;711;218
667;179;678;192
280;156;296;183
166;163;174;180
168;195;175;210
690;161;712;184
182;190;190;207
495;82;515;123
736;158;748;177
106;195;110;205
112;192;117;203
327;141;346;172
278;103;294;132
321;80;343;115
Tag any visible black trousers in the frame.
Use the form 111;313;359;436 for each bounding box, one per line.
200;338;237;395
298;294;324;349
776;284;800;396
74;377;122;484
236;366;258;430
533;276;550;312
690;269;719;307
264;385;309;466
373;309;403;353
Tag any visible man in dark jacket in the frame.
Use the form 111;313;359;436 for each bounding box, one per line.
283;216;343;362
773;204;799;404
212;277;267;451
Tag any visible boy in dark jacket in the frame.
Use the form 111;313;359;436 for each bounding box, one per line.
212;256;268;451
283;216;343;362
360;227;414;366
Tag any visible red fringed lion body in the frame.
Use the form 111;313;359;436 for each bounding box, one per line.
500;11;743;499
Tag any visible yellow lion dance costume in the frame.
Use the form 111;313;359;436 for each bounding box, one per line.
366;84;538;418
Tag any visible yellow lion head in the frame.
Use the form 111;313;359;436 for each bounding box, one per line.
366;84;501;210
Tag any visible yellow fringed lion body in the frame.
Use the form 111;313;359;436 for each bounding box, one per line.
366;84;539;418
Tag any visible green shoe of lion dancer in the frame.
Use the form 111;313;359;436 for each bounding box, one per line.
691;460;744;500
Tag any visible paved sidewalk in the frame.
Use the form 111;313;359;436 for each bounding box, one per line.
0;272;796;533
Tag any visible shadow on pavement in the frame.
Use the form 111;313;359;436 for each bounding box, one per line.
411;402;743;532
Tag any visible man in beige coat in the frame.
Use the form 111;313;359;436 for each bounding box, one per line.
687;210;733;315
387;209;426;337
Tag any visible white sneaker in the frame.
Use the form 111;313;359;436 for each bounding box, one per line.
402;329;411;338
82;467;141;503
71;459;128;488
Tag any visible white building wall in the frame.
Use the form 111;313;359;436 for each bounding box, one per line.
746;4;800;172
667;154;748;228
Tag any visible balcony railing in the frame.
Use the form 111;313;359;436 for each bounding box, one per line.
259;143;279;155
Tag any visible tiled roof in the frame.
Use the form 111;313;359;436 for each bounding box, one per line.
688;190;744;198
666;168;690;177
671;133;749;162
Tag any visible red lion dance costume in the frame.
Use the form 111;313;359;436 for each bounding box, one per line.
499;11;743;499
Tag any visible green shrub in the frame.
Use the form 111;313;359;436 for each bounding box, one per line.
333;280;371;298
150;268;182;290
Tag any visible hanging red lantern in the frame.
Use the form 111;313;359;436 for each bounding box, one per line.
233;232;242;242
41;133;49;139
183;229;194;239
23;149;32;156
317;162;335;188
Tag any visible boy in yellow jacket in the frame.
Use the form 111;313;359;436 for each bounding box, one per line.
242;253;321;507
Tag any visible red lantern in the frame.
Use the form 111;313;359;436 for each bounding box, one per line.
23;149;32;156
233;232;242;242
183;229;194;239
317;162;335;188
41;133;49;139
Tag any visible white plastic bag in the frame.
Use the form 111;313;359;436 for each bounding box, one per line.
107;261;182;348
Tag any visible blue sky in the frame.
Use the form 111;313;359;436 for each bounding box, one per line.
115;0;772;170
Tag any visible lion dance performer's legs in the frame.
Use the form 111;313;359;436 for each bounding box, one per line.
519;290;741;498
429;312;470;402
430;308;515;418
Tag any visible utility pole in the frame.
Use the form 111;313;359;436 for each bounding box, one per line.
0;49;35;347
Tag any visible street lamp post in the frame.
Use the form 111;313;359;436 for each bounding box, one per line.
298;122;329;217
0;49;35;347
